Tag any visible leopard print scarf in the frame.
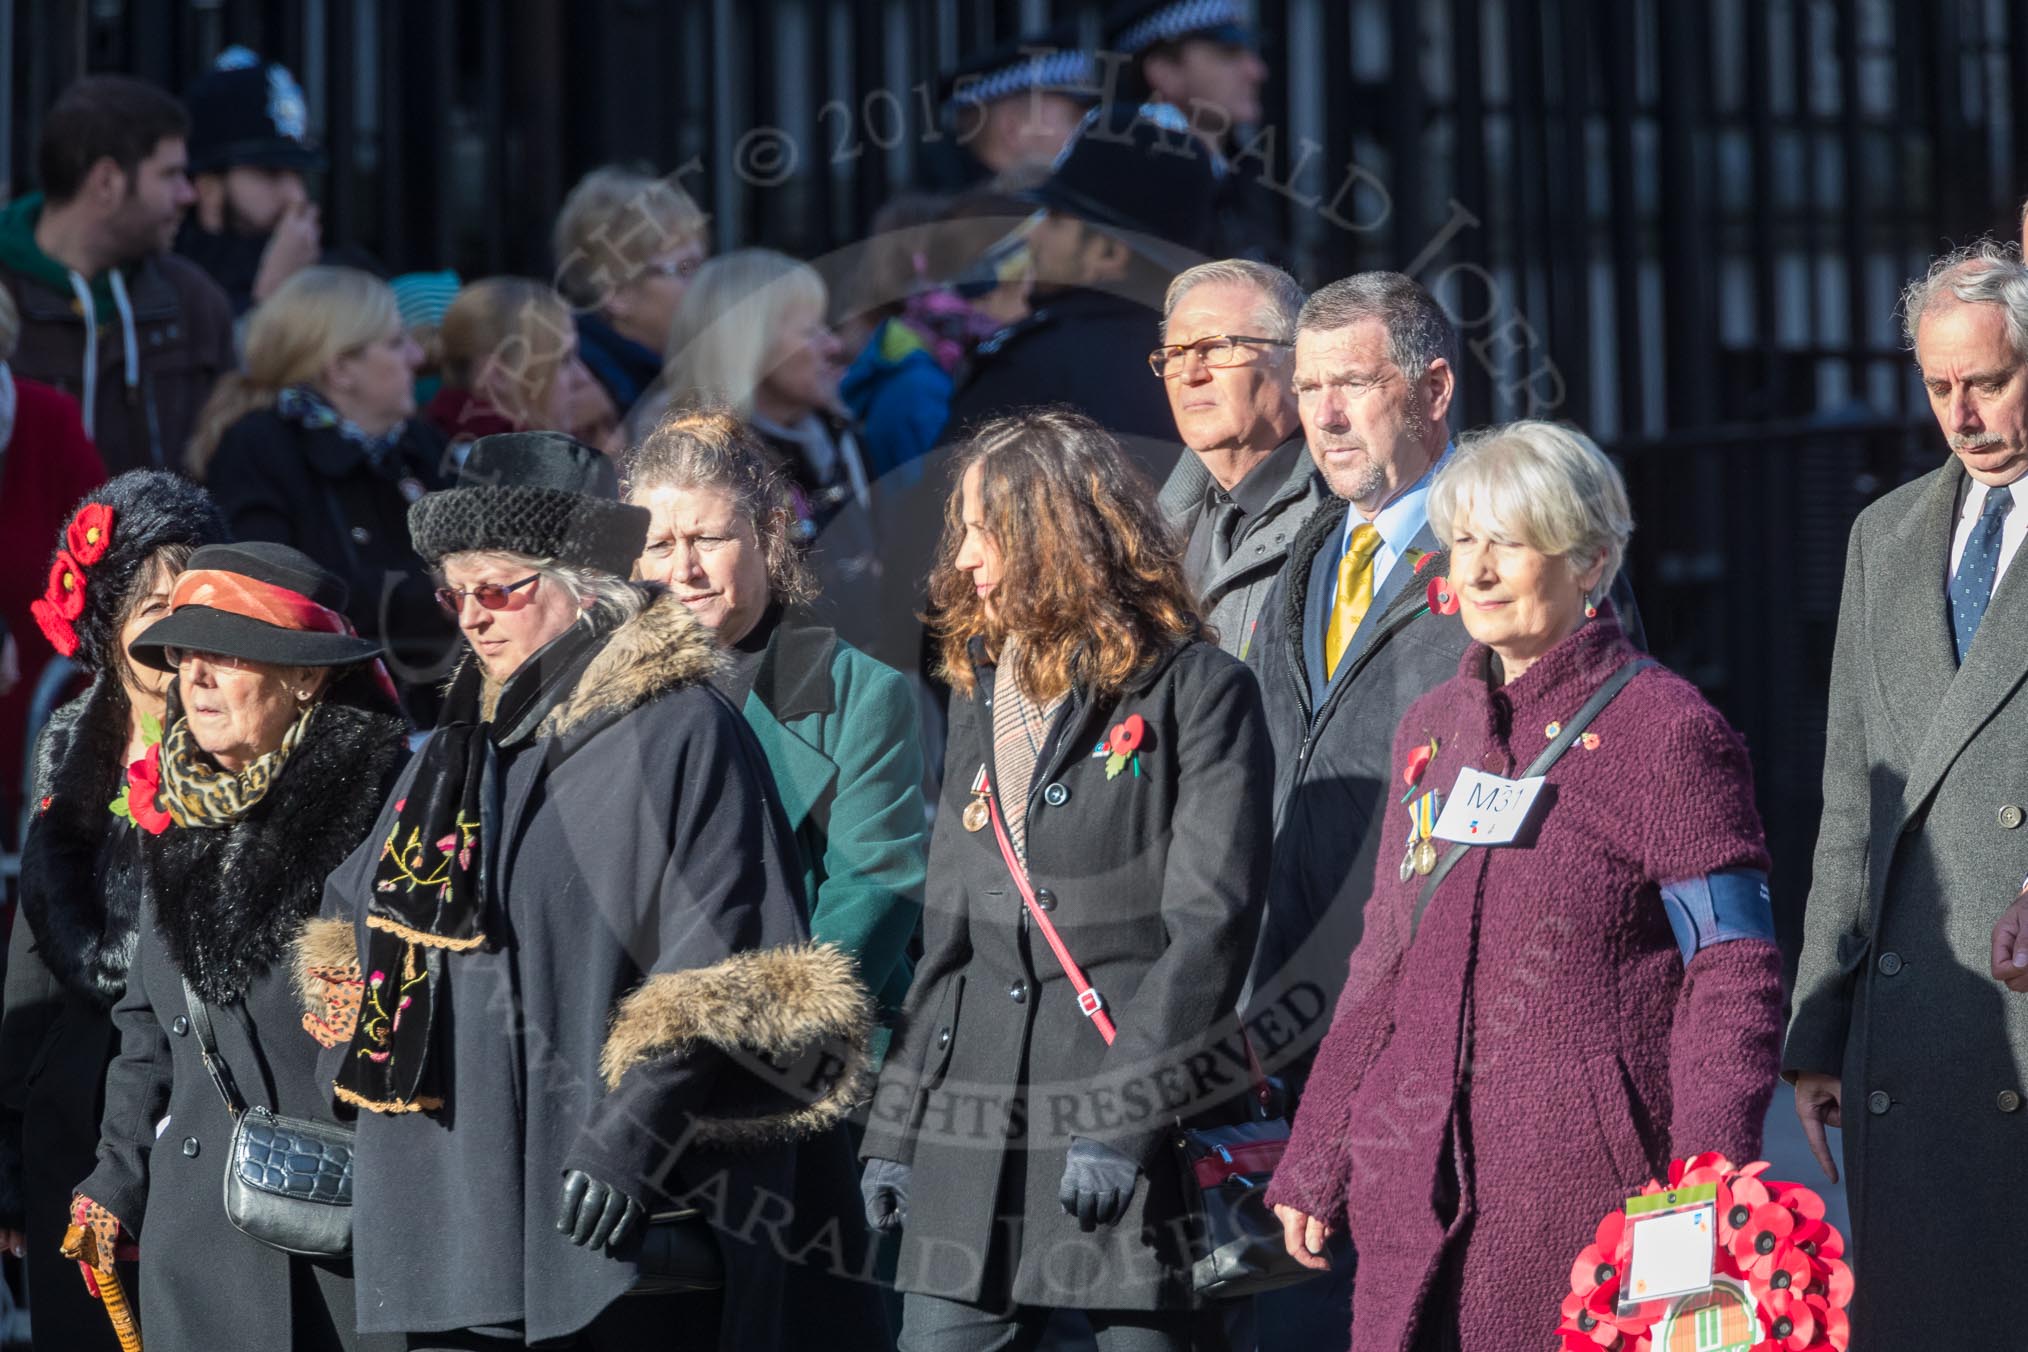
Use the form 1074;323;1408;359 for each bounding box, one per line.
159;705;312;828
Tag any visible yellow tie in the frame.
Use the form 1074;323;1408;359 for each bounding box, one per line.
1325;524;1383;678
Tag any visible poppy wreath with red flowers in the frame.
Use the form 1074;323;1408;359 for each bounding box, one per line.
1554;1153;1852;1352
66;502;116;565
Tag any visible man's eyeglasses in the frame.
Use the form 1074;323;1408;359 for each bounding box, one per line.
1147;334;1292;378
435;574;540;614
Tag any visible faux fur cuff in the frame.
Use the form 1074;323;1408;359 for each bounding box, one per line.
293;916;363;1048
601;943;875;1147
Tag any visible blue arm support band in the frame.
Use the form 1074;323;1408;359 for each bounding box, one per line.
1658;869;1775;964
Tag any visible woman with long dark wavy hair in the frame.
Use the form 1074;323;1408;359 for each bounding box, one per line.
859;408;1273;1352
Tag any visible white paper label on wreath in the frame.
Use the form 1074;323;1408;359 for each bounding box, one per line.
1430;767;1544;845
1623;1201;1717;1305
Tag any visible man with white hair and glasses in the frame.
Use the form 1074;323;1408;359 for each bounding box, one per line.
1154;258;1328;656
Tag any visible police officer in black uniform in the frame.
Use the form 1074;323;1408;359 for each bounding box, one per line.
920;22;1098;193
1105;0;1291;270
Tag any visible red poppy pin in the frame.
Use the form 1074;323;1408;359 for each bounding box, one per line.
1427;575;1460;615
1104;713;1146;780
66;503;115;566
108;714;169;834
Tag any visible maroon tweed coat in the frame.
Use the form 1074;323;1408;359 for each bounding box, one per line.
1264;611;1783;1352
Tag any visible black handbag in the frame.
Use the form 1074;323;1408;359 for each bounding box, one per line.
1172;1061;1351;1299
627;1208;726;1295
980;780;1342;1300
182;980;355;1258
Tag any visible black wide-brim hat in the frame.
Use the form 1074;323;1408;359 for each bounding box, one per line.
129;541;384;672
408;431;649;577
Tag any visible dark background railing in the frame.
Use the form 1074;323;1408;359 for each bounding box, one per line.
7;0;2027;959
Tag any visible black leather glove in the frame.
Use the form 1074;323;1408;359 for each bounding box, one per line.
861;1157;912;1232
1057;1136;1139;1231
556;1169;645;1251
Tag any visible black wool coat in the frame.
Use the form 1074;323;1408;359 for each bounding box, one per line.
314;593;875;1347
76;679;408;1352
863;638;1273;1311
943;287;1184;486
0;683;142;1352
203;408;458;723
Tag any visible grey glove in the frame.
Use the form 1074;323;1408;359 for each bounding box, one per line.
861;1157;911;1232
1057;1136;1139;1231
557;1169;645;1251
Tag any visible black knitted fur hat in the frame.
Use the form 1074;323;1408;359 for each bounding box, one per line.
31;471;230;677
407;431;648;577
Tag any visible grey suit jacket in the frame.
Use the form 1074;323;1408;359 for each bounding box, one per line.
1160;442;1331;660
1785;459;2028;1344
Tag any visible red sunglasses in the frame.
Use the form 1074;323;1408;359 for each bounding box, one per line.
435;573;539;614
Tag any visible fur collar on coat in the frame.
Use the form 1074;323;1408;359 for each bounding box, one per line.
297;592;874;1148
151;683;407;1005
19;679;141;1006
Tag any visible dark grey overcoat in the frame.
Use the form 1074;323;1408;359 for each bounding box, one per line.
862;637;1273;1311
311;592;876;1347
1786;459;2028;1346
1157;435;1331;662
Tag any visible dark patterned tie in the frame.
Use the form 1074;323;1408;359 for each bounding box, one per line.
1208;495;1243;572
1950;485;2013;663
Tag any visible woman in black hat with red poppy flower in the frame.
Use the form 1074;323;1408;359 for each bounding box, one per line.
0;471;225;1352
68;540;408;1352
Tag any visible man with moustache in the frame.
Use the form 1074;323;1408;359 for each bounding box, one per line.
1789;243;2028;1347
0;76;233;475
1155;258;1327;655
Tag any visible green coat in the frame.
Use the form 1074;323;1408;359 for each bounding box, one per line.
741;612;928;1052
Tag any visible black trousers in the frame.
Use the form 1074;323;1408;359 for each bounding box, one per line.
400;1291;725;1351
898;1291;1230;1352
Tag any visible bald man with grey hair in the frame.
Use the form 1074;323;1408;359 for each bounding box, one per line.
1788;240;2028;1346
1154;258;1328;655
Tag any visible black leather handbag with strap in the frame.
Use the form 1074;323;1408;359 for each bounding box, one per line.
980;779;1346;1299
182;979;356;1258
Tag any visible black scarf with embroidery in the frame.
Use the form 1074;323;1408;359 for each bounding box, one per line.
334;619;611;1115
148;682;407;1005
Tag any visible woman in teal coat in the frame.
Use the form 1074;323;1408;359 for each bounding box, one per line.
626;405;928;1346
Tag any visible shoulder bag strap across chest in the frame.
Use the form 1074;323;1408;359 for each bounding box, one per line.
181;978;253;1119
1409;657;1656;938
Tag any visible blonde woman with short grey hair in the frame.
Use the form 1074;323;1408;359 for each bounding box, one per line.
1269;418;1781;1352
